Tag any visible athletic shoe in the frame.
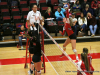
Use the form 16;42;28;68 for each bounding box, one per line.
75;60;79;63
91;34;95;37
60;53;65;58
28;69;33;75
21;46;23;49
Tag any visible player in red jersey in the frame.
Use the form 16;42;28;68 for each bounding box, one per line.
83;48;94;75
77;53;90;75
59;18;79;62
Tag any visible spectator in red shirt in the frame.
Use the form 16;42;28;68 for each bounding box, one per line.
91;0;100;16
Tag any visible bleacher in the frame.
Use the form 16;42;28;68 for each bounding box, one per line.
0;0;100;47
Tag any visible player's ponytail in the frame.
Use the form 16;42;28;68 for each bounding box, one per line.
81;53;89;71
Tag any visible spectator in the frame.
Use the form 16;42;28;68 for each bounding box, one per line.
87;12;97;37
44;7;54;20
83;4;93;17
69;13;78;35
44;7;54;30
58;0;70;7
72;0;81;13
96;4;100;20
78;13;87;33
81;0;90;12
18;25;27;49
55;7;65;21
91;0;100;16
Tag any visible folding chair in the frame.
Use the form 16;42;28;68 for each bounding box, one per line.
11;8;20;16
13;16;22;24
0;2;8;9
21;8;29;16
1;9;10;16
20;1;28;8
39;0;47;7
41;7;48;15
3;16;11;23
51;0;58;6
54;6;60;12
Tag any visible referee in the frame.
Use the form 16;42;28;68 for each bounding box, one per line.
27;4;42;33
27;4;42;75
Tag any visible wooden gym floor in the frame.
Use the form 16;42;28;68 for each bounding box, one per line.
0;41;100;75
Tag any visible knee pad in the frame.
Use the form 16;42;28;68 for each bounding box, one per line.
37;70;41;73
73;49;77;52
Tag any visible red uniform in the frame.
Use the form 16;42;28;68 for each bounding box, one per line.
77;61;90;75
87;54;94;73
61;23;74;36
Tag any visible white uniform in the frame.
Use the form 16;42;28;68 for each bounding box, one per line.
27;10;42;31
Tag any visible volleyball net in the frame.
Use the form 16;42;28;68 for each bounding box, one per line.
39;24;86;75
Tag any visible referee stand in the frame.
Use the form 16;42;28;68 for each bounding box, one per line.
24;30;46;73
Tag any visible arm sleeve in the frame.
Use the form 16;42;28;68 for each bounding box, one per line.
84;18;87;25
55;11;60;18
61;8;66;13
78;17;82;25
61;11;65;18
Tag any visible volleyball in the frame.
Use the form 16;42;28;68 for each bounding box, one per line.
63;4;68;9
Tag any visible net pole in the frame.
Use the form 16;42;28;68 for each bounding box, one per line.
39;24;86;75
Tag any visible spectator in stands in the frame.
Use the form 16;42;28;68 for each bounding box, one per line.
81;0;90;12
91;0;100;16
72;0;81;13
96;4;100;20
78;13;87;33
83;4;93;17
44;7;54;30
55;7;65;21
87;12;97;37
69;13;78;35
44;7;53;20
18;25;27;49
58;0;70;7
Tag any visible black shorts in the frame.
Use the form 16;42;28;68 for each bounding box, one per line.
32;55;41;62
69;33;76;39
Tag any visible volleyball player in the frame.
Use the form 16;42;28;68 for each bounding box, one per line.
27;4;42;74
27;23;41;75
83;48;94;75
77;53;90;75
59;17;79;62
